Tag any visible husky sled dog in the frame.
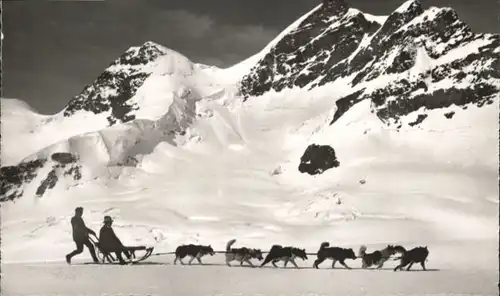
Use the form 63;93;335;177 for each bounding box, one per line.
313;242;357;269
225;239;263;267
260;245;308;268
174;244;215;265
393;245;429;271
358;245;398;269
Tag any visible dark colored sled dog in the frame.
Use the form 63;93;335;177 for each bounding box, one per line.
174;244;215;265
260;245;308;268
313;242;357;269
225;239;263;267
393;246;429;271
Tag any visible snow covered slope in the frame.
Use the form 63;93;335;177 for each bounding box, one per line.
1;41;223;166
1;98;49;166
1;42;225;200
1;0;498;270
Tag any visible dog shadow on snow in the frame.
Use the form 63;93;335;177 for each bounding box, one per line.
124;262;440;271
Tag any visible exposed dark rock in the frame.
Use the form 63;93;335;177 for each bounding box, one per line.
378;83;497;123
117;156;139;167
386;49;416;74
240;1;380;98
330;89;365;124
1;153;84;202
63;42;166;126
0;159;47;202
64;166;82;181
374;1;423;43
51;152;78;165
109;41;166;67
408;114;428;127
298;144;340;175
36;169;58;197
444;111;455;119
64;71;147;125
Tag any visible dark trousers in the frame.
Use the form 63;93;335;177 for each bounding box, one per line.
67;238;98;262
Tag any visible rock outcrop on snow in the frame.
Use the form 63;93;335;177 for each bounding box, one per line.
0;153;82;201
298;144;340;175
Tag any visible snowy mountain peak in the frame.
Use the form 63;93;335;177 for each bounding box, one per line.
108;41;169;69
374;0;423;42
62;41;173;125
239;1;381;98
394;0;422;14
240;0;499;127
322;0;349;16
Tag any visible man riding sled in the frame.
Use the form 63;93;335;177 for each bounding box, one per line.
97;215;152;264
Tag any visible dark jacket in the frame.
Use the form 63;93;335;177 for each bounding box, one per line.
71;216;95;242
99;225;124;252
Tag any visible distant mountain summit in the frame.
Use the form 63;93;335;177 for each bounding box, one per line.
240;0;499;127
63;41;169;125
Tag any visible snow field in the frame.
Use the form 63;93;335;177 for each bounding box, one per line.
2;239;498;296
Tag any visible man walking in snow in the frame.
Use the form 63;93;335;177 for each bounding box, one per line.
66;207;99;264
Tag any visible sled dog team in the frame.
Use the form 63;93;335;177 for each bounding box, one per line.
66;207;429;270
174;239;430;271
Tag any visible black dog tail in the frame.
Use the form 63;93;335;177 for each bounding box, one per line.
394;245;407;256
226;239;237;251
319;242;330;250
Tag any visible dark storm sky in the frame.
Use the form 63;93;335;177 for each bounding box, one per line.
2;0;499;114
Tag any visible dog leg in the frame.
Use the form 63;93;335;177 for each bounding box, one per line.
406;262;414;271
239;258;245;267
188;255;195;265
420;261;427;271
283;258;289;268
226;255;232;267
174;256;178;265
196;254;203;265
313;258;325;269
260;257;272;268
361;260;368;269
394;258;409;271
340;260;351;270
376;259;385;269
290;258;299;269
246;259;254;267
331;259;337;269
